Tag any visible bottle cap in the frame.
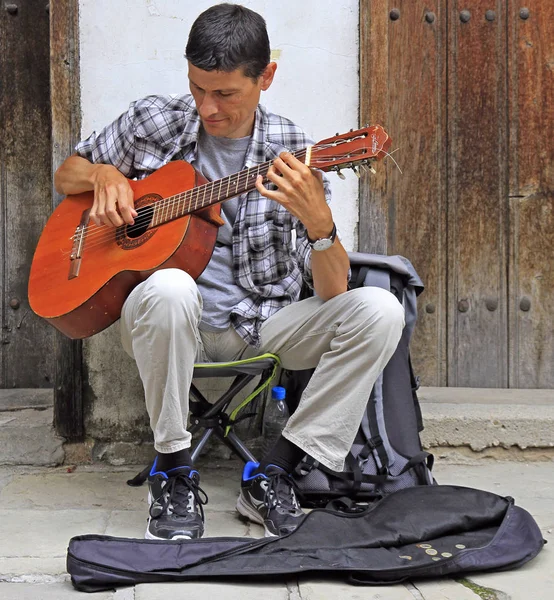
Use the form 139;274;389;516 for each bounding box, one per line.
271;386;286;401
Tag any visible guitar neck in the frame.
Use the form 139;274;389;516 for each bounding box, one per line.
150;147;308;228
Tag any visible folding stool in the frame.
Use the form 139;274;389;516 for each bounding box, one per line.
127;353;280;486
188;353;280;463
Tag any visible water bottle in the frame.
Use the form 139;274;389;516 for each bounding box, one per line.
261;386;289;457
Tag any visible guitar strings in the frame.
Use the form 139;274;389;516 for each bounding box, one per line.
74;143;347;244
380;147;403;174
64;149;376;256
69;136;370;246
64;148;379;256
64;136;380;254
66;159;277;253
68;147;306;248
77;133;374;241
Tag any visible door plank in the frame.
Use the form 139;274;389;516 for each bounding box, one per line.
359;0;391;255
50;0;83;438
0;0;54;388
360;0;447;385
508;0;554;387
447;0;508;387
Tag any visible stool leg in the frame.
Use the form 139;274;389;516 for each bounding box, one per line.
216;429;257;464
190;428;215;464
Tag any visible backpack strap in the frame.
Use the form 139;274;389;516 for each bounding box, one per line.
296;454;318;476
359;376;390;475
351;265;370;289
408;354;424;433
324;496;371;513
395;451;433;475
349;451;434;488
357;434;389;476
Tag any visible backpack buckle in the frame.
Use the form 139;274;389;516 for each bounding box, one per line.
367;435;383;450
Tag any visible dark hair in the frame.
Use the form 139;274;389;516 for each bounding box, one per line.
185;3;270;80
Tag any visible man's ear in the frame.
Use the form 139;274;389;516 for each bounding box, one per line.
260;62;277;91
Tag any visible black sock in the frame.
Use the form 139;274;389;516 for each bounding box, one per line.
259;436;306;475
156;449;193;473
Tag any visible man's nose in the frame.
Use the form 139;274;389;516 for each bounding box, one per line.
197;93;218;117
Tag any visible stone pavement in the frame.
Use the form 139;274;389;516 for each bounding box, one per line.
0;458;552;599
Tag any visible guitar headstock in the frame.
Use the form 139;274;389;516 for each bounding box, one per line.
309;125;392;177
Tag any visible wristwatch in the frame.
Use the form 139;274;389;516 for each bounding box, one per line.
308;223;337;251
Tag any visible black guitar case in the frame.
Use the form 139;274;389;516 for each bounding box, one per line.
67;484;544;593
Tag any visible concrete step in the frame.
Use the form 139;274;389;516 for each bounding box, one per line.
419;387;554;460
1;387;553;466
0;389;64;467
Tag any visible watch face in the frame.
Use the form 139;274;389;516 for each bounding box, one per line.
312;238;334;251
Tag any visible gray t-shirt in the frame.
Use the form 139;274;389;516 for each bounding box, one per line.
193;129;251;331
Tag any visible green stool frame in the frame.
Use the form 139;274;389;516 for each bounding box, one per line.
189;353;280;464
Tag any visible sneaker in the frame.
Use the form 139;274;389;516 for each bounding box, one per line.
146;459;208;541
236;461;305;537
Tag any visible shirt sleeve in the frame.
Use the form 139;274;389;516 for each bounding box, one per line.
74;102;138;178
295;173;333;289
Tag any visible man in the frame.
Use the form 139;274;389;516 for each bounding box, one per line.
54;3;404;540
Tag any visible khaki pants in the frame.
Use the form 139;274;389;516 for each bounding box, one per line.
120;268;404;472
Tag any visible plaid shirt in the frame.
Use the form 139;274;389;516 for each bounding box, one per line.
76;94;332;346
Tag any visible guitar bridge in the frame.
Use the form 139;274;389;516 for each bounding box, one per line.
68;209;91;279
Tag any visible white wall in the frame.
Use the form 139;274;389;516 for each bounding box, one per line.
79;0;360;248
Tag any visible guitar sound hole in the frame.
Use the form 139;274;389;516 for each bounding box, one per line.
127;205;154;239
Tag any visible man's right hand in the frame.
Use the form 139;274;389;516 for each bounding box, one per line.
89;164;137;227
54;155;138;228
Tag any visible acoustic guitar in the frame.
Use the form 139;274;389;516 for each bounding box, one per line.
28;125;392;339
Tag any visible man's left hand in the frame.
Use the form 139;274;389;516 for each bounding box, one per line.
255;151;334;239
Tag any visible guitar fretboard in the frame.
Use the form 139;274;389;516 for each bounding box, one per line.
150;147;308;228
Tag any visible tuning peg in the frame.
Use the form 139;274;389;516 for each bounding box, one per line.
336;170;346;180
353;166;361;178
369;165;376;175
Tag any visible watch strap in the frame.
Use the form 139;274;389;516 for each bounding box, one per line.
308;222;337;246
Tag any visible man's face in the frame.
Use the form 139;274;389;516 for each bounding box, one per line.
188;62;276;139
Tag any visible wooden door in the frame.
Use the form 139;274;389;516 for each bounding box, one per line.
360;0;554;388
0;0;54;390
1;1;83;439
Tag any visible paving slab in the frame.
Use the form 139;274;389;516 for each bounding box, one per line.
298;578;414;599
463;533;554;600
0;388;53;411
0;509;109;575
0;470;145;510
135;581;290;600
104;509;149;539
433;461;554;523
0;408;64;466
0;581;114;599
412;580;481;599
0;557;67;579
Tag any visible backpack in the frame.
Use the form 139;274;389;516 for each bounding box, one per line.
282;252;434;507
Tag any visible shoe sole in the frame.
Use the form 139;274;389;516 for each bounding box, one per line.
145;518;194;541
236;494;277;538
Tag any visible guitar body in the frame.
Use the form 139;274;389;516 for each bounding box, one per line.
28;161;221;339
